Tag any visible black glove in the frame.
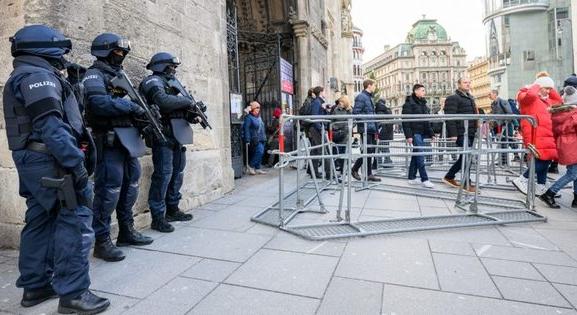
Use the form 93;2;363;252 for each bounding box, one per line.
197;101;207;113
71;163;88;191
71;163;93;208
131;103;147;116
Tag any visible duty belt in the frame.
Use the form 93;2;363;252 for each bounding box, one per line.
26;141;49;154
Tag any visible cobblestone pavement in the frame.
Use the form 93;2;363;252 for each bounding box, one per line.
2;168;577;314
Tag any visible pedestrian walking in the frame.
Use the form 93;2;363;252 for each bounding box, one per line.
351;79;381;182
332;96;353;175
512;72;560;196
442;78;478;192
539;85;577;208
242;101;267;175
374;98;394;168
402;84;435;188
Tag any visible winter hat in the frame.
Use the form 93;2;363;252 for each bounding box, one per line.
564;75;577;88
534;75;555;89
562;86;577;105
273;107;282;119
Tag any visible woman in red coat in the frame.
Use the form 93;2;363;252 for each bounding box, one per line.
512;74;560;196
539;85;577;208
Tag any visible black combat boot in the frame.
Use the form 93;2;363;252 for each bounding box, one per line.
151;216;175;233
21;285;57;307
539;189;561;209
93;236;125;262
58;290;110;314
116;224;153;247
573;193;577;208
165;206;193;222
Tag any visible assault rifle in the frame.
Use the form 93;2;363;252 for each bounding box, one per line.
166;78;212;130
110;70;167;143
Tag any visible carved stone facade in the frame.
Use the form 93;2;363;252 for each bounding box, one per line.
289;0;354;103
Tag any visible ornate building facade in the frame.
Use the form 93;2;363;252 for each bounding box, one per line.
352;26;365;96
363;17;467;114
467;57;492;112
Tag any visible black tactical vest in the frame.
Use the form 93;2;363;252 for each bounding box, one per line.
84;67;134;132
3;65;84;151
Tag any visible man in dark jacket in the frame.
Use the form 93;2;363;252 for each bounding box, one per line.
351;79;381;181
307;86;326;178
374;98;393;168
442;78;477;192
402;84;435;188
489;89;516;164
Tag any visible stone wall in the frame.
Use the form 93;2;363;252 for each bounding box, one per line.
0;0;234;248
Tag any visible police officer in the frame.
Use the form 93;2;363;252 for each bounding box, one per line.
140;52;196;233
3;25;109;314
83;33;153;262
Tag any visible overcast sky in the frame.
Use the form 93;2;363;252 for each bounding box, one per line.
351;0;486;63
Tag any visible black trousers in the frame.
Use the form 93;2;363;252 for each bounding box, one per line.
445;135;475;180
352;133;376;176
307;127;322;174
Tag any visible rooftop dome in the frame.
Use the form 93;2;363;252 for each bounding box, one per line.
406;17;448;43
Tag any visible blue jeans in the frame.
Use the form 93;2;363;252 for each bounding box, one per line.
550;164;577;194
148;143;186;218
249;141;265;169
92;146;140;239
13;150;93;299
523;158;551;185
408;134;429;181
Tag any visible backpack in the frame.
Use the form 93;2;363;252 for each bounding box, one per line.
299;97;313;130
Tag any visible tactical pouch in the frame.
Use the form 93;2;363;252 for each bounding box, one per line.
106;130;116;147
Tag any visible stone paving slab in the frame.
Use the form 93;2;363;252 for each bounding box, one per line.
498;226;560;251
335;237;439;290
244;223;279;236
410;227;513;246
535;228;577;261
381;284;576;315
428;239;476;256
534;264;577;286
263;232;346;257
189;284;319;315
473;244;577;267
316;277;382;315
123;277;217;315
180;259;241;283
188;206;258;232
90;248;201;299
433;253;500;298
144;227;271;262
0;263;21;313
482;258;545;281
493;276;572;308
554;283;577;309
364;197;420;212
225;249;338;298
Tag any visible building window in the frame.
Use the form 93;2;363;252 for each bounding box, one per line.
523;50;535;62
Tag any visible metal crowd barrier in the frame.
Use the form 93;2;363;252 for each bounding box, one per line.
251;114;546;240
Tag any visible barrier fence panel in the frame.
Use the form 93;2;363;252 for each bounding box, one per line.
252;113;546;240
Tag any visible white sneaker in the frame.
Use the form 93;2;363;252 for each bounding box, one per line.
536;184;547;196
408;179;420;185
512;176;528;195
247;167;256;175
256;169;268;175
422;180;435;189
